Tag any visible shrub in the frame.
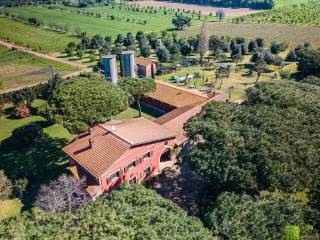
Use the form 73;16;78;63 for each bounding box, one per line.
10;123;43;148
14;103;31;118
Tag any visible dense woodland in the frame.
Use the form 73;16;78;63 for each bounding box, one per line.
0;185;212;239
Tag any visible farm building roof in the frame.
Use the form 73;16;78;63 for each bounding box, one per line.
147;80;209;108
154;93;229;145
63;118;176;178
135;57;156;66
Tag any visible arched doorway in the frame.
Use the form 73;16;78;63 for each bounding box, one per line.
160;148;172;162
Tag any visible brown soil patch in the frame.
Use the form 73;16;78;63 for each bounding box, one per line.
182;22;320;48
129;0;260;17
0;64;51;90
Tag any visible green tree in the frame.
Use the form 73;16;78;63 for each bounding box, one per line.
254;59;266;83
172;15;192;30
156;47;170;63
215;9;225;21
0;170;12;201
208;192;306;240
118;77;156;117
297;48;320;77
184;81;320;193
42;74;128;133
0;186;212;240
76;49;84;59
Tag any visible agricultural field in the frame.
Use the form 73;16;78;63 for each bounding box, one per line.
236;1;320;27
129;0;260;16
4;4;208;38
0;45;78;91
0;17;78;53
182;22;320;48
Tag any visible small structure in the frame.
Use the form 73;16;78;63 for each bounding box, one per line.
102;55;118;84
120;51;136;78
64;118;177;198
135;57;157;78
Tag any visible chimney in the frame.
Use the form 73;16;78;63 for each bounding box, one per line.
89;137;94;149
111;125;116;131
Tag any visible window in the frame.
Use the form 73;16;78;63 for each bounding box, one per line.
141;151;153;162
129;175;137;185
143;166;152;177
126;161;136;171
108;171;120;183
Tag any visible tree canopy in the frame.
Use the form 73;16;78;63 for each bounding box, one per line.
207;192;306;240
41;74;128;134
184;81;320;193
118;77;156;117
172;15;192;30
0;185;212;240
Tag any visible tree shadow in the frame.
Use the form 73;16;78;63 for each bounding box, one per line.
0;134;69;210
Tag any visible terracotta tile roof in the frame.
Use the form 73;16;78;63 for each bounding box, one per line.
64;118;176;178
99;117;176;146
154;94;229;145
154;103;204;145
63;125;131;178
147;81;209;108
135;57;155;66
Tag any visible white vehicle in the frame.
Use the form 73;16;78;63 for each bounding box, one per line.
171;74;194;83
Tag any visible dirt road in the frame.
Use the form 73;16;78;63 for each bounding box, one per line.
0;39;89;69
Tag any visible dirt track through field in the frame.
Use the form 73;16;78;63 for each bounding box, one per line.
129;0;260;16
0;39;92;93
0;39;89;69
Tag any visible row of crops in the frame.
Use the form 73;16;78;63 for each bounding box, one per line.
233;1;320;27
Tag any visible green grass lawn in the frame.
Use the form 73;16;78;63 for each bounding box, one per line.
0;99;159;210
0;45;77;91
0;17;79;53
274;0;310;7
5;5;207;39
0;101;75;209
0;199;23;220
156;54;295;100
112;104;164;120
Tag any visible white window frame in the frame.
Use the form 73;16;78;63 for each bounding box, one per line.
109;171;120;183
143;166;152;177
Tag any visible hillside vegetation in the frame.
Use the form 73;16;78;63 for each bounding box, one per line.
236;1;320;27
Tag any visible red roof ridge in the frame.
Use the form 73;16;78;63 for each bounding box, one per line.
155;80;209;100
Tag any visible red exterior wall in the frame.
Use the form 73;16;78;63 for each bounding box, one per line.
99;138;175;192
137;63;157;77
141;97;176;112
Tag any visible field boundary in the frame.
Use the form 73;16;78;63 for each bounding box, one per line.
0;39;89;69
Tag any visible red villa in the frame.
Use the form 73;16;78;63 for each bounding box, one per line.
64;118;177;198
63;80;229;198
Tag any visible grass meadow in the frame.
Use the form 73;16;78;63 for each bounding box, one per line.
0;17;78;53
3;5;207;46
0;45;77;91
